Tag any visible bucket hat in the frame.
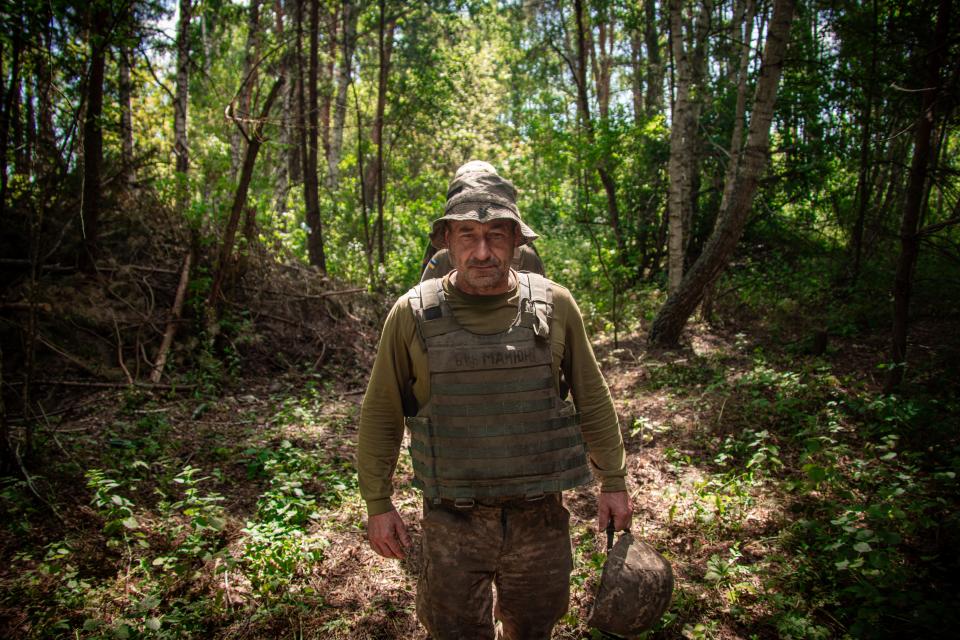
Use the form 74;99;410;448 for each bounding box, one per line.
429;160;538;249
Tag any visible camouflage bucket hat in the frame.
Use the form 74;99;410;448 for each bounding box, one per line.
429;160;538;250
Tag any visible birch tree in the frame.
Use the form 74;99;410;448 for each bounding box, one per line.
650;0;796;346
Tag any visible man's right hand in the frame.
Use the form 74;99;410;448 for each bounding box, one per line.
367;509;411;559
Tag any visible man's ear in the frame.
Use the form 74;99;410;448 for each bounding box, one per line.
439;223;450;249
514;223;523;247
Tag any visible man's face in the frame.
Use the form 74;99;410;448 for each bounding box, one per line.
445;218;519;295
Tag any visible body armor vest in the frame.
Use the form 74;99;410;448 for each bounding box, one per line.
406;272;593;501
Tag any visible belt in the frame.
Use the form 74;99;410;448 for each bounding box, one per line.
432;492;560;510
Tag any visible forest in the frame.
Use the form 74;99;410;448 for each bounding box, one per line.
0;0;958;637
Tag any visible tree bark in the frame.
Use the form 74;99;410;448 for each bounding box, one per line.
174;0;192;215
666;0;693;294
303;0;327;271
884;0;950;393
650;0;796;346
79;3;110;272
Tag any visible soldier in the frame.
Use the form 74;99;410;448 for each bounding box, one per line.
358;160;631;640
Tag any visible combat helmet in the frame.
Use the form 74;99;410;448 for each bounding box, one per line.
588;530;674;638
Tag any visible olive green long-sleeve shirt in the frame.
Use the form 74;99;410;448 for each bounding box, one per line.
358;273;626;516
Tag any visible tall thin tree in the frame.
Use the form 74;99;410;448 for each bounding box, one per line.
884;0;951;393
649;0;796;346
303;0;327;271
79;2;110;271
174;0;191;216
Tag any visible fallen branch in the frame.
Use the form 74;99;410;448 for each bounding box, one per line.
36;334;110;379
151;251;192;383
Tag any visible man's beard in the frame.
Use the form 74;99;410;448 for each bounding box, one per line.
454;255;510;292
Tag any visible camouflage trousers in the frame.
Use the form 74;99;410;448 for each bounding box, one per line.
416;494;573;640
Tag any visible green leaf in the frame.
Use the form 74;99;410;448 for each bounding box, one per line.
803;464;827;483
145;617;162;631
853;542;872;553
122;516;139;529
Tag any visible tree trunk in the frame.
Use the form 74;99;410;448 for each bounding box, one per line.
174;0;191;215
354;85;375;285
884;0;950;393
573;0;624;262
716;0;756;220
849;0;878;284
295;0;309;196
36;10;56;174
271;0;292;213
367;0;396;267
590;5;614;122
319;5;337;167
209;76;285;309
0;24;22;221
119;46;136;186
79;4;109;272
650;0;795;346
700;0;755;313
303;0;327;271
151;251;192;383
666;0;693;294
684;0;711;257
643;0;664;117
232;0;262;179
327;0;356;190
631;23;643;122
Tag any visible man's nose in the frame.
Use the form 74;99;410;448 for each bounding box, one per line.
474;236;491;260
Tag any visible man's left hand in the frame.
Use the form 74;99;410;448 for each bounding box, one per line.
598;490;633;532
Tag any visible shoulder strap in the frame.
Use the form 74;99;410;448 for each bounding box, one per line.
516;272;553;340
409;278;460;345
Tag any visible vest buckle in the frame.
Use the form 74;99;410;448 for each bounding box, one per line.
453;498;475;509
